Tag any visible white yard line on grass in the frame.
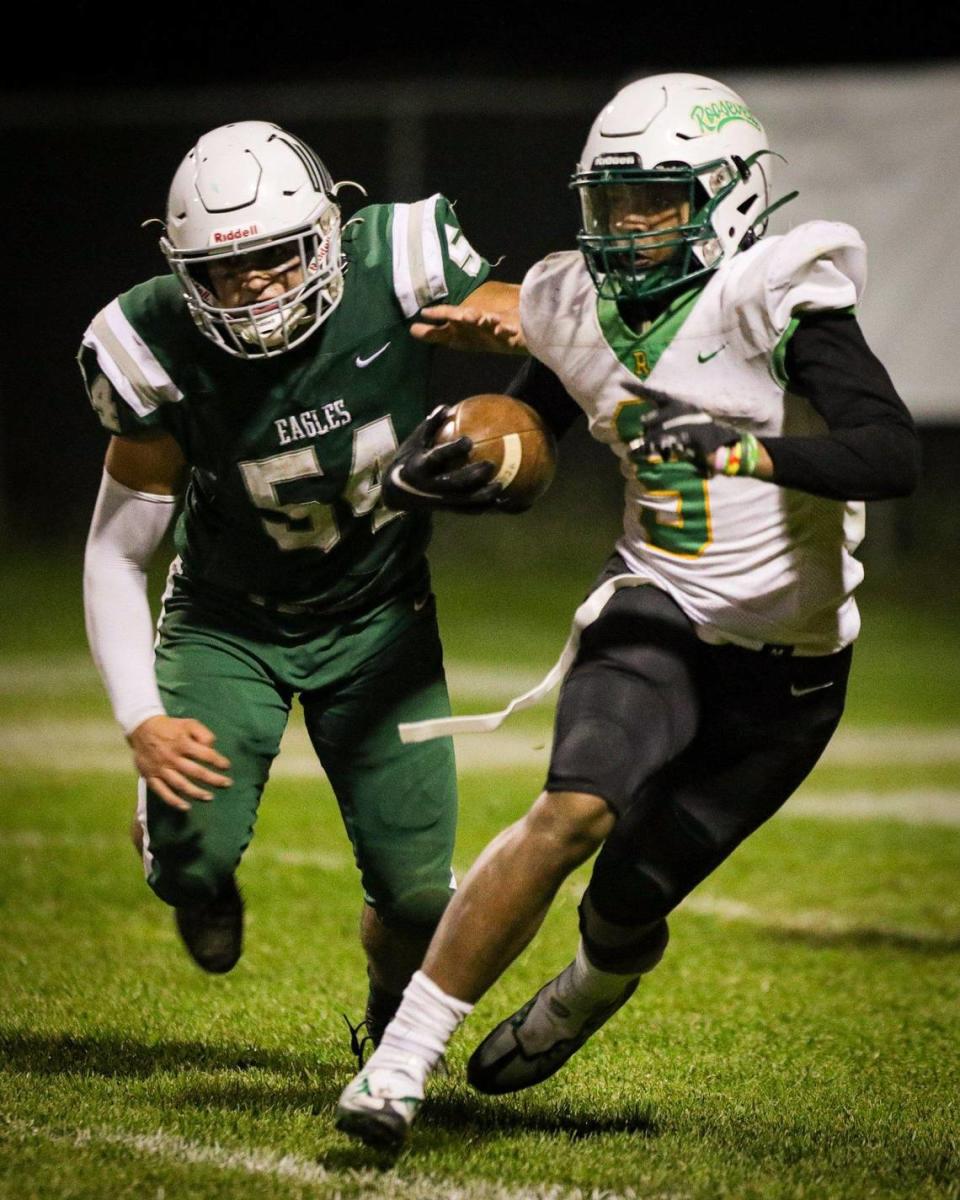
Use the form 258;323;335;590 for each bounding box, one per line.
0;1116;676;1200
4;653;960;769
0;656;547;703
2;718;960;775
787;790;960;824
680;894;956;945
0;718;549;775
1;829;352;871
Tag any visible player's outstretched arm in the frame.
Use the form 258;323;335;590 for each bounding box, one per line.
84;432;232;810
410;281;527;355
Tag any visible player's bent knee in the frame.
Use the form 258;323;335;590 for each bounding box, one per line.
148;855;238;908
548;711;654;814
586;852;679;928
525;790;615;863
378;885;453;931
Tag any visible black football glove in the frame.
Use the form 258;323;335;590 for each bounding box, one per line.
629;396;758;479
381;406;503;512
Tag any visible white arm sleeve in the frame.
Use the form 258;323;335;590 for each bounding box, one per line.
83;468;178;736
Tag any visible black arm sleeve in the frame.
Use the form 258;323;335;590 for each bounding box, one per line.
506;356;583;440
762;311;921;500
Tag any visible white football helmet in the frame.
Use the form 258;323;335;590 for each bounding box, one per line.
161;121;348;358
572;73;796;303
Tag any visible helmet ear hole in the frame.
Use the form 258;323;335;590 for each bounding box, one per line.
731;154;750;181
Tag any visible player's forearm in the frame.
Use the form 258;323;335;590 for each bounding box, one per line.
761;425;920;500
83;470;177;735
765;310;922;499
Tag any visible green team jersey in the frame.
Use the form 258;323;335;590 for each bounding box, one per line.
79;196;490;614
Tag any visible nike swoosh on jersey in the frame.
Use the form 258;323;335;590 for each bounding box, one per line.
356;342;391;368
790;681;835;697
697;345;726;363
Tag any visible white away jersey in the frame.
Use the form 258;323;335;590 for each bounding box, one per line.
520;221;868;654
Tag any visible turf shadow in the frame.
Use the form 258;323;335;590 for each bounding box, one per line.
428;1091;656;1136
320;1093;658;1172
0;1028;337;1083
760;925;960;954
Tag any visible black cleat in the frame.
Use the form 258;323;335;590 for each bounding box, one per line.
174;875;244;974
467;965;639;1094
343;982;404;1068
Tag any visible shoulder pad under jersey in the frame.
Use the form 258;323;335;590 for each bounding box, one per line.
721;220;867;352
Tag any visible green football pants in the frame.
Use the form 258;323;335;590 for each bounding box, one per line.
138;586;457;930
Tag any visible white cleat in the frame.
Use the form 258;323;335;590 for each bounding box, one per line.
467;963;638;1094
335;1064;423;1151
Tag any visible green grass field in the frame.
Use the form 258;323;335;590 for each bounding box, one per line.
1;521;958;1199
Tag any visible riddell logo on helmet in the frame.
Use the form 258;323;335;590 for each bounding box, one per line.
211;224;260;244
593;152;641;168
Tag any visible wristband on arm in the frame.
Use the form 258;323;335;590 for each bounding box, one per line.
712;432;761;477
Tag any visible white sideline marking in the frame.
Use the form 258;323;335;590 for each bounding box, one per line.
0;655;546;703
3;717;960;777
1;829;351;872
680;894;955;945
3;653;960;766
0;718;548;774
0;655;101;695
786;791;960;824
822;728;960;765
0;1117;666;1200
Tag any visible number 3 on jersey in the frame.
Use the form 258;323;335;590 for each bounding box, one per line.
239;417;400;552
615;401;713;558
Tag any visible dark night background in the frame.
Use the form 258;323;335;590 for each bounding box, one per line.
1;2;957;553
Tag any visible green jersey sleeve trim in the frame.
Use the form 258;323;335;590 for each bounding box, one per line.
771;316;800;388
771;305;856;387
82;297;184;417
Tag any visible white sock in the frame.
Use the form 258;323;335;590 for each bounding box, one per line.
363;970;473;1087
555;939;640;1013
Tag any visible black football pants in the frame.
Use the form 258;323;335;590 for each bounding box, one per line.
545;561;852;969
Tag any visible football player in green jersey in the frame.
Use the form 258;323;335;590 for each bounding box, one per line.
80;121;520;1051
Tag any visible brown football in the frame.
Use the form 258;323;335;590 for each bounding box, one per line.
436;394;557;510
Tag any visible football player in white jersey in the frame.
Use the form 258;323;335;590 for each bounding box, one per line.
336;73;920;1149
